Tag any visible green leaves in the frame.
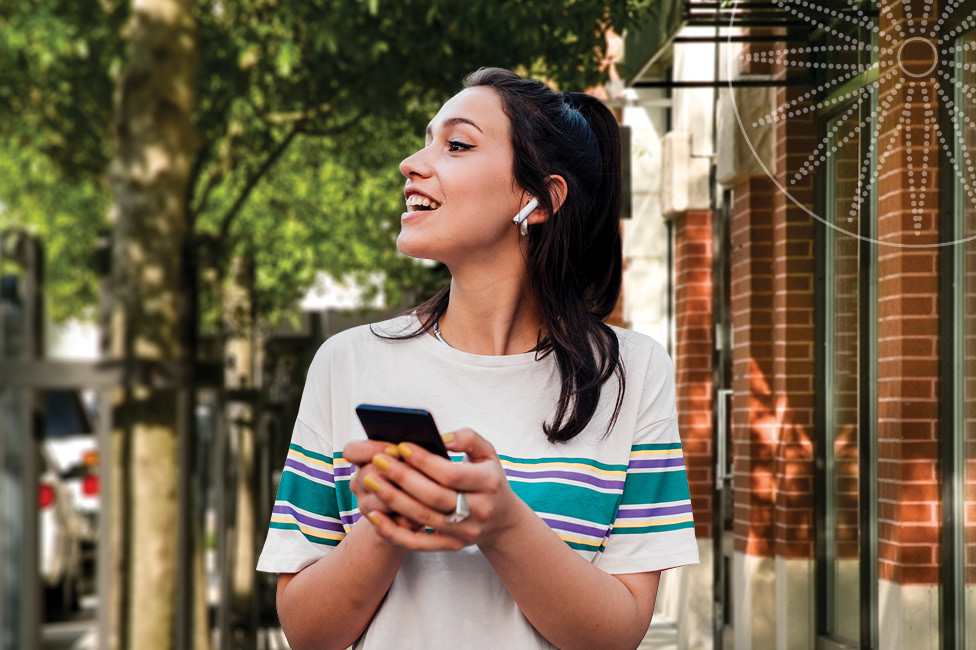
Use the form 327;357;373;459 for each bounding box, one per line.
1;0;652;325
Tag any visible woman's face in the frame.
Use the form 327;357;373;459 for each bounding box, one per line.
397;86;527;266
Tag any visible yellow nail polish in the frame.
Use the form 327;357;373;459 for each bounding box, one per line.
363;475;381;493
441;431;455;444
365;512;380;526
385;444;400;458
397;442;412;458
372;454;390;471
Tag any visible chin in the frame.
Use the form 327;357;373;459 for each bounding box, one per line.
396;233;437;262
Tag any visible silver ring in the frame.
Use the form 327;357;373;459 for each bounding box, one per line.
445;492;469;524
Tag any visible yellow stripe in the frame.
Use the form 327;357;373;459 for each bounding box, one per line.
630;449;683;458
613;516;694;529
289;449;334;469
271;515;345;541
555;533;605;549
499;459;626;478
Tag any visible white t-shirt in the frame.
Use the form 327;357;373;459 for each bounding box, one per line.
257;314;699;649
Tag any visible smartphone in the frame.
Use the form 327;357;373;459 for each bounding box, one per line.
355;404;450;458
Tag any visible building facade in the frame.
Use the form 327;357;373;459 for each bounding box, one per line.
617;0;976;648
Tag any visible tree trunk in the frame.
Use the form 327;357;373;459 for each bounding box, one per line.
106;1;198;648
222;254;258;649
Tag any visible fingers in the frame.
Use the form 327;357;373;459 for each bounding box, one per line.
358;453;458;525
343;440;401;465
363;511;468;551
442;428;499;463
398;434;500;494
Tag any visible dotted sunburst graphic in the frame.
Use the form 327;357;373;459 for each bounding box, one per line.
727;0;976;247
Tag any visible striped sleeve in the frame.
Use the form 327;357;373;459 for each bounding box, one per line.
257;416;348;574
500;455;627;555
595;340;699;574
596;418;699;574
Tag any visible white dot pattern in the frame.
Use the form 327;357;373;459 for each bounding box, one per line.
727;0;976;247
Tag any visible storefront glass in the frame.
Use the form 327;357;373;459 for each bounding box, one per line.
824;107;864;644
957;26;976;650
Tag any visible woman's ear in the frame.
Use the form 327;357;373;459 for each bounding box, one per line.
530;175;568;225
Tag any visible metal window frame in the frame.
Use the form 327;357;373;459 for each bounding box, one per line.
937;11;976;649
814;35;879;650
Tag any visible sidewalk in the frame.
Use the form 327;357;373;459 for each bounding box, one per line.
638;618;679;650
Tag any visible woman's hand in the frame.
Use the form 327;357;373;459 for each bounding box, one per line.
343;428;523;551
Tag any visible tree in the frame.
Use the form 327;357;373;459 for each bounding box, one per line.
2;0;650;322
0;1;654;647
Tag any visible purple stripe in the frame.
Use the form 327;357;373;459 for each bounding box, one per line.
273;504;345;533
341;511;361;527
504;468;625;490
616;504;693;519
334;465;356;478
285;458;335;484
627;457;686;470
542;517;609;538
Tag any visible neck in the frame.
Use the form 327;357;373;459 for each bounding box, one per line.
435;271;544;356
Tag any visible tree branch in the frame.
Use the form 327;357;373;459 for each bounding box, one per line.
185;141;212;228
189;160;223;225
216;125;299;245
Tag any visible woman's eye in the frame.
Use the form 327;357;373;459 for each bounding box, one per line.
448;140;474;152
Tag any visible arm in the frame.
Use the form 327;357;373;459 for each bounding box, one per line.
275;441;410;650
351;430;661;650
479;497;661;650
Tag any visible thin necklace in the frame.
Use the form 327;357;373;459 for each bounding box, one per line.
433;319;452;348
432;318;550;352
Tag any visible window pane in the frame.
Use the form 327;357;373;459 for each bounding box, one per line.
826;108;863;643
958;27;976;650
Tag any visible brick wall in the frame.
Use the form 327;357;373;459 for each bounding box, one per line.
771;56;817;562
730;177;777;557
726;34;818;562
875;0;942;585
609;219;626;329
673;210;714;540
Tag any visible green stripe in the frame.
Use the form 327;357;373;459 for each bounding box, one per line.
631;443;683;452
620;469;692;506
498;454;626;472
269;521;341;547
276;470;342;519
289;442;333;465
511;481;619;525
564;539;606;553
612;520;695;535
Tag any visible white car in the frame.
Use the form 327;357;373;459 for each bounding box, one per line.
39;445;85;619
41;390;99;539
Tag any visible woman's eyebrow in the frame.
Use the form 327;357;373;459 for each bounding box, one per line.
426;116;484;137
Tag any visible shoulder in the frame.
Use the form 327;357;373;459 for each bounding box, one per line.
308;313;419;367
608;325;672;373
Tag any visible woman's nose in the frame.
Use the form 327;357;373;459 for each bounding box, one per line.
399;147;431;179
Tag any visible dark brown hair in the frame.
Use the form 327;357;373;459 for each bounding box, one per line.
383;67;624;443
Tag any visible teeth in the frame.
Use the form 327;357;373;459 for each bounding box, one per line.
406;195;441;210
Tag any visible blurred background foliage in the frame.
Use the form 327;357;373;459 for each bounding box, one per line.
0;0;652;326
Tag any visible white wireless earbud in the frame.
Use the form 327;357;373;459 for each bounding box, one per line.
513;197;539;236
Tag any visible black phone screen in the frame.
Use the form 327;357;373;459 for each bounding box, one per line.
355;404;450;458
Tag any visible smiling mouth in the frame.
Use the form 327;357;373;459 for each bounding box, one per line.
406;195;442;211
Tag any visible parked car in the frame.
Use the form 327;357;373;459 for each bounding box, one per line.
39;445;85;619
41;389;99;541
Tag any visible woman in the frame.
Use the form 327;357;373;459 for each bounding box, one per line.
257;68;698;650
